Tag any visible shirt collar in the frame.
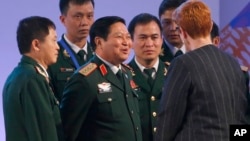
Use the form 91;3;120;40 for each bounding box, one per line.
96;54;121;74
134;57;159;73
37;63;49;78
164;39;186;55
63;34;88;54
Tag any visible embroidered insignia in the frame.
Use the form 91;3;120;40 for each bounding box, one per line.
130;80;138;89
100;64;108;76
63;49;70;58
241;65;248;72
98;82;112;93
122;63;135;76
60;67;75;72
160;48;164;56
164;68;168;76
165;61;170;66
79;63;97;76
35;66;49;83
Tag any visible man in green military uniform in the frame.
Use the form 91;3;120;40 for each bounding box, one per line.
128;13;169;141
3;16;63;141
60;16;142;141
48;0;95;102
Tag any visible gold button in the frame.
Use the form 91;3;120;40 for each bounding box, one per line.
153;127;157;132
107;98;112;102
152;112;157;117
151;96;155;101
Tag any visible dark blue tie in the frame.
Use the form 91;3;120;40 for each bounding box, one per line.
174;50;183;57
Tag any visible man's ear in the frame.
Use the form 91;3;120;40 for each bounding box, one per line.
95;37;103;49
212;36;220;47
31;39;40;51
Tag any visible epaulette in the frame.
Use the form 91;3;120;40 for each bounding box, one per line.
79;63;97;76
240;65;248;72
122;63;135;76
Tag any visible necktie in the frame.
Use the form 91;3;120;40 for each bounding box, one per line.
116;69;124;88
174;50;183;57
144;68;154;88
78;50;86;61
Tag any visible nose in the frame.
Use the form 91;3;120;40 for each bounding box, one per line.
122;36;132;46
169;21;179;31
80;16;89;26
145;38;153;47
56;43;60;50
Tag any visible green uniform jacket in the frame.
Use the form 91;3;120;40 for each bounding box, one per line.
48;36;94;102
159;42;174;62
128;59;168;141
3;56;63;141
60;55;142;141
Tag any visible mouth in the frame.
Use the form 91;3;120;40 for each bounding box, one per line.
144;50;154;54
121;48;129;54
79;29;89;33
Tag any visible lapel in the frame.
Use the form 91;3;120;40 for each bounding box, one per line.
150;61;168;95
93;56;124;91
58;38;79;68
86;42;95;60
128;59;151;92
121;66;132;94
159;42;174;62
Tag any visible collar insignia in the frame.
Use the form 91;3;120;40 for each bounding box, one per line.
100;64;108;76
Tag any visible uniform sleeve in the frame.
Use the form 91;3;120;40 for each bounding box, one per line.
22;76;58;141
155;58;191;141
60;73;96;141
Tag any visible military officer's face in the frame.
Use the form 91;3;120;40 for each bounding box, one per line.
101;22;132;66
132;21;162;62
160;8;183;48
37;28;59;68
60;1;94;41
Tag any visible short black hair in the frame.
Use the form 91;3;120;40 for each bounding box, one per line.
158;0;186;18
90;16;126;50
16;16;56;54
128;13;162;39
59;0;95;15
211;21;220;40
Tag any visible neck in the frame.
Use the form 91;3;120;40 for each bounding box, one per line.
65;34;87;49
186;36;212;51
136;57;157;68
24;53;48;69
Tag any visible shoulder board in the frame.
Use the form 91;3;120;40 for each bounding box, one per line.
165;61;171;66
79;63;97;76
240;65;248;72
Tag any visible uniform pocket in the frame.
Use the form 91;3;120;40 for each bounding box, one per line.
96;93;122;118
56;73;72;81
